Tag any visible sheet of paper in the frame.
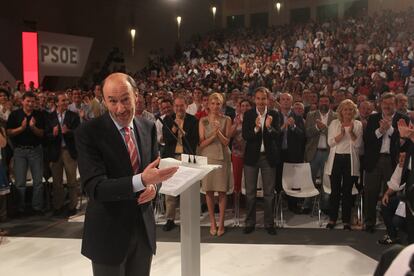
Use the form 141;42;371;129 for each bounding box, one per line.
395;201;406;218
159;165;204;196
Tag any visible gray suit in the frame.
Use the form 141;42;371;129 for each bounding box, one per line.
304;110;337;162
303;110;336;210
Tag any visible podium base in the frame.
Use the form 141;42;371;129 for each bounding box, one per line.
180;182;200;276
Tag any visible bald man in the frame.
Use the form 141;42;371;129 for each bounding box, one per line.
76;73;177;276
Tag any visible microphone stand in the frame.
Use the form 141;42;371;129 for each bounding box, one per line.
158;115;197;163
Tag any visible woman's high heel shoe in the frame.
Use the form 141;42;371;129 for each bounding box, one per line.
210;225;217;236
217;228;225;237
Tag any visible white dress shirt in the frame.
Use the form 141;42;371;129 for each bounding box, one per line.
57;111;66;147
317;111;330;149
109;114;145;193
255;107;267;152
375;114;395;154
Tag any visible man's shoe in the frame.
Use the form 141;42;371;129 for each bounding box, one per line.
66;208;77;217
265;226;277;235
243;226;255;234
162;220;176;232
378;235;400;245
343;224;352;231
326;222;336;230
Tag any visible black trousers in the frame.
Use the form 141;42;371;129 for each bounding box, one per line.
92;220;153;276
364;155;393;227
329;154;353;224
407;205;414;244
380;195;405;239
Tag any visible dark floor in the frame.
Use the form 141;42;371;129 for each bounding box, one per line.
0;211;394;262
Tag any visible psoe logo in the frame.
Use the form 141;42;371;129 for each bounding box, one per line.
39;44;79;65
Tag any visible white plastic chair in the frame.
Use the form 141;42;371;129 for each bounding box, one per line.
323;173;363;225
275;163;320;227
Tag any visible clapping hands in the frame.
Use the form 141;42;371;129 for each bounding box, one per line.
398;119;414;140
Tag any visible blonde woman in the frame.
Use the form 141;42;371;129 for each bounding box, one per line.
199;93;232;236
325;99;363;230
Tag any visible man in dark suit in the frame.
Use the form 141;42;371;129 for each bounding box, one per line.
276;92;306;213
75;73;178;276
45;92;80;217
242;87;281;235
161;95;199;231
395;120;414;244
364;92;409;233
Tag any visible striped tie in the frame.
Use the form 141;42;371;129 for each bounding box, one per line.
123;127;139;174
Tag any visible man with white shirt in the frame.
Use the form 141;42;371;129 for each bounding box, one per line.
378;152;407;245
276;92;306;213
68;89;94;123
363;93;409;233
135;94;155;123
242;87;281;235
155;99;173;157
395;120;414;244
75;73;178;276
185;88;203;115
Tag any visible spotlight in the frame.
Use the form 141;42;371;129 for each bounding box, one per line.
275;2;281;13
130;28;136;56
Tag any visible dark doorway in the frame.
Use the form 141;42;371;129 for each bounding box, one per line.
317;4;338;21
344;0;368;18
250;12;268;29
227;15;245;29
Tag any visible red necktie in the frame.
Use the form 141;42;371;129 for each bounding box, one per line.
123;127;139;174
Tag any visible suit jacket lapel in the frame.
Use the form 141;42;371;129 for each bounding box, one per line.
316;111;321;121
327;110;335;125
392;112;400;127
62;111;71;128
133;118;145;172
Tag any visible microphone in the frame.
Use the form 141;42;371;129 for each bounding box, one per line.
168;115;198;164
158;115;197;163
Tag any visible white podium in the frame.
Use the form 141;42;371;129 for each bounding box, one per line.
159;155;220;276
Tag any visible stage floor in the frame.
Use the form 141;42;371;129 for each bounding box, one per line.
0;237;377;276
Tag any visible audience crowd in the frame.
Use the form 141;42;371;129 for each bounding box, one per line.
1;9;414;249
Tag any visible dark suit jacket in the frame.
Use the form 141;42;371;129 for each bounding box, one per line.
400;140;414;212
45;110;80;161
75;112;159;265
242;108;281;167
162;113;199;158
278;110;306;163
363;112;409;172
